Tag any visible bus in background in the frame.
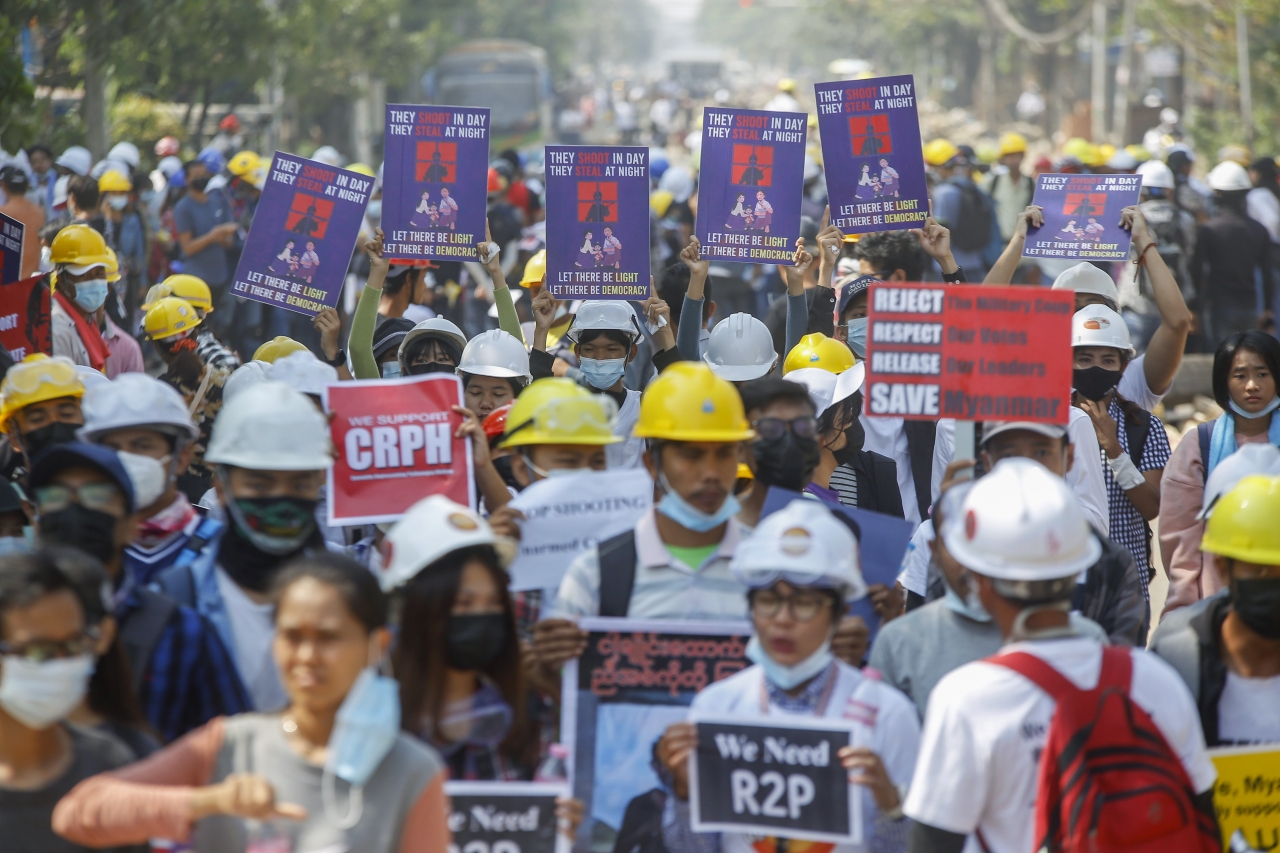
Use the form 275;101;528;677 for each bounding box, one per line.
423;40;553;152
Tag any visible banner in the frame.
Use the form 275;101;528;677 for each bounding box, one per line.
0;211;23;285
1208;745;1280;852
1024;173;1143;261
231;152;370;317
545;146;649;300
0;273;51;360
506;468;652;593
689;715;859;844
382;104;490;263
561;618;751;853
862;283;1074;423
816;75;928;234
695;107;805;265
323;374;475;525
445;782;571;853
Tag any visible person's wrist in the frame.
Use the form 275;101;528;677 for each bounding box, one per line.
189;785;223;821
938;254;959;275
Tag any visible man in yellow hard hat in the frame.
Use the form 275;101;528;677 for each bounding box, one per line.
48;223;114;372
161;273;240;371
0;354;85;469
932;143;999;280
985;133;1035;243
94;248;145;379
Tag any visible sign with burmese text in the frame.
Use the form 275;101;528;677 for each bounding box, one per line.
863;283;1073;422
561;618;751;853
544;145;649;299
816;75;928;234
0;211;23;285
445;782;570;853
1024;173;1143;261
382;104;490;262
323;373;475;525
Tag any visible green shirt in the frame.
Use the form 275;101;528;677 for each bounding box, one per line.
665;542;720;572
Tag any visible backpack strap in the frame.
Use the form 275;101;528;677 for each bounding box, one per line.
156;562;198;609
1197;421;1213;485
1124;408;1152;468
596;529;638;618
117;587;178;693
985;651;1079;700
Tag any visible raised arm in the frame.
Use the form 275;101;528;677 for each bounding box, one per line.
350;228;390;380
676;238;710;361
982;205;1043;286
1121;206;1191;395
482;221;525;344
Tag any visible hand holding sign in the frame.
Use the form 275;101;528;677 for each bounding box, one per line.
839;746;900;813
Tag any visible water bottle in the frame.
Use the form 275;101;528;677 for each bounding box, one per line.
534;743;570;782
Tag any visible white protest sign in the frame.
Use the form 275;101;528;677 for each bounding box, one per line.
507;468;653;592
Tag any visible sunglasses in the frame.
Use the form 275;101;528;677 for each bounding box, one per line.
752;416;818;442
35;482;122;514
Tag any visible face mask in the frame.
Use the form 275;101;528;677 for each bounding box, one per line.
365;200;382;221
0;536;29;557
1232;577;1280;639
381;361;402;379
0;653;95;729
746;635;833;691
324;666;401;828
522;451;585;482
22;420;81;457
72;278;109;313
189;176;211;192
406;361;454;376
1072;366;1122;402
1229;396;1280;420
577;357;627;390
845;318;868;358
445;613;508;671
107;195;128;211
39;505;119;565
657;484;740;533
752;433;820;491
227;496;318;557
942;573;992;622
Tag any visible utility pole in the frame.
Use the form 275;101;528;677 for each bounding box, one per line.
1091;0;1108;143
1236;4;1253;148
1112;0;1136;144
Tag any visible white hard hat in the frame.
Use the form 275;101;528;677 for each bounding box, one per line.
90;158;130;181
1072;304;1134;356
731;499;866;601
1137;160;1174;190
1199;443;1280;519
205;381;333;471
940;457;1102;581
55;146;92;176
158;156;183;179
312;145;342;167
785;363;864;417
222;360;274;402
74;365;112;392
78;372;200;443
1207;160;1252;192
566;300;642;345
457;329;531;382
378;495;515;591
107;142;141;170
272;350;338;398
1105;150;1138;172
1051;262;1120;307
399;317;468;374
704;313;777;381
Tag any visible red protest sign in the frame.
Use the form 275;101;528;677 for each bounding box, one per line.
0;274;52;361
863;283;1073;423
324;374;475;525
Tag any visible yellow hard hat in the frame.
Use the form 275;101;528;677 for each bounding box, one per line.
144;296;202;341
161;274;214;312
737;463;754;480
650;189;674;218
500;377;622;448
104;248;121;283
347;162;376;177
0;355;84;430
1218;144;1253;167
141;283;173;311
1202;475;1280;565
97;169;132;193
1125;144;1152;163
923;139;960;167
633;362;755;443
783;332;856;375
227;150;262;177
253;336;309;363
998;132;1027;156
1062;137;1093;163
777;78;797;94
1098;143;1117;163
521;250;547;287
50;224;113;273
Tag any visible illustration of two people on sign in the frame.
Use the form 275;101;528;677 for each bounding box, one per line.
726;190;774;233
410;187;458;231
856;158;900;200
270;201;321;283
1060;218;1106;243
576;225;622;269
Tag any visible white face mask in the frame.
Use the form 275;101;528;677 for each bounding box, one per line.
0;653;95;729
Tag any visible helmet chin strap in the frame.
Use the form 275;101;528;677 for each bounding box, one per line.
1008;601;1078;643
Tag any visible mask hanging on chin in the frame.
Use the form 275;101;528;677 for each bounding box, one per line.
746;635;833;691
942;573;992;622
656;475;740;532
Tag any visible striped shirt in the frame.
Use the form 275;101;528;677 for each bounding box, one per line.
1102;397;1172;598
828;463;860;507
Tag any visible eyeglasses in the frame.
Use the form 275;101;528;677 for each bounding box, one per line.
752;416;818;442
0;628;100;662
749;589;831;622
35;483;122;514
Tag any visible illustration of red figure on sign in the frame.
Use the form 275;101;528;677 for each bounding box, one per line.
285;194;332;240
732;145;773;186
415;142;457;183
1064;193;1108;242
578;182;618;222
849;115;893;157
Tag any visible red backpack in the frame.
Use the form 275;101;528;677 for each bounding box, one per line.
987;646;1221;853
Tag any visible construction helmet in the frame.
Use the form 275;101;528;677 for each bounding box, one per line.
143;297;202;341
1072;304;1134;356
457;330;531;382
1051;262;1120;308
482;403;513;441
777;78;797;94
1125;144;1151;163
1061;137;1093;164
633;362;755;443
704;313;777;382
227;150;262;177
253;336;309;363
1137;160;1175;190
1199;445;1280;520
521;250;547;287
271;350;338;398
1207;160;1252;192
500;377;621;449
786;363;865;418
0;355;85;429
998;132;1027;157
50;224;113;275
141;283;174;311
783;332;855;376
346;162;376;177
923;139;960;167
78;372;199;443
205;381;332;471
567;300;642;346
398;318;468;375
155;136;181;158
379;495;515;592
103;248;121;283
97;169;132;193
161;274;214;312
1217;144;1253;167
731;498;866;602
223;360;274;402
1201;475;1280;565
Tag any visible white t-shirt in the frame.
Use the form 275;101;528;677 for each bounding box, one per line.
859;414;921;525
1218;671;1280;744
608;388;644;470
1117;354;1163;412
215;567;288;712
1248;187;1280;244
903;638;1215;853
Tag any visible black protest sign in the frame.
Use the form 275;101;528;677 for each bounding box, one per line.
689;715;859;844
445;782;568;853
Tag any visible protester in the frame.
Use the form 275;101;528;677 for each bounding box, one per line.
984;133;1034;244
457;329;531;417
398;317;467;376
1193;160;1274;339
95;249;145;380
65;175;105;235
0;354;86;476
930;145;999;280
736;377;822;528
155;274;240;371
48;224;113;371
53;553;451;853
0;163;44;279
172;160;237;320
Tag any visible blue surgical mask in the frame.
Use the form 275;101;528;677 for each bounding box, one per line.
656;472;740;532
577;356;626;390
845;318;867;359
0;536;31;557
72;279;109;312
746;635;833;691
323;665;401;828
942;577;992;622
107;195;128;211
381;361;402;379
1230;397;1280;420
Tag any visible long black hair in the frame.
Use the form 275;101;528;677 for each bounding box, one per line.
1213;330;1280;410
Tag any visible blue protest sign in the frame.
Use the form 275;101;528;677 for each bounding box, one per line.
695;107;806;265
230;152;369;317
1024;173;1143;262
382;105;490;263
0;211;23;285
544;146;649;300
816;76;928;234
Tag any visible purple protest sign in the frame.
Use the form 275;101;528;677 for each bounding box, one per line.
695;107;805;265
816;75;928;234
1024;173;1142;262
382;105;490;263
544;146;649;300
231;152;369;317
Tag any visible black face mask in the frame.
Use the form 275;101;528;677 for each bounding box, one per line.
491;455;523;492
832;400;867;467
218;499;321;593
23;421;82;458
39;505;118;565
406;361;456;376
189;176;211;192
752;433;821;491
1073;366;1122;402
1233;577;1280;639
445;613;508;671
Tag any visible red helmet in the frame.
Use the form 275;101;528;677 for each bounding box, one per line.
219;114;241;133
487;167;506;193
154;136;181;157
482;403;513;440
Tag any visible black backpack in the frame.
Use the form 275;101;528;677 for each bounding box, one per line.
950;183;994;251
